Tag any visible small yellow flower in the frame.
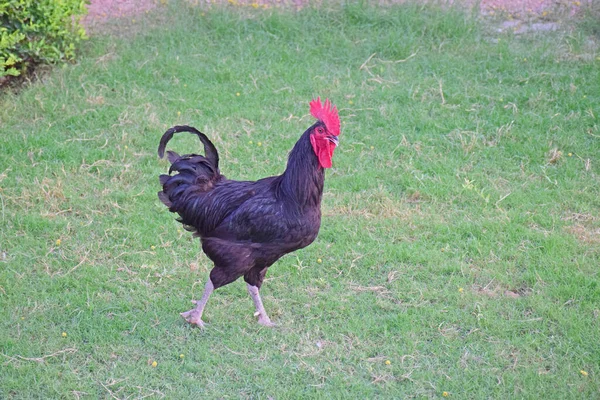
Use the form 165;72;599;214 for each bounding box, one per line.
251;2;259;8
62;332;67;337
317;258;322;263
574;1;580;6
370;146;374;150
523;58;527;62
184;84;187;87
180;354;185;359
348;100;354;105
458;287;464;293
56;239;61;246
249;141;253;145
151;361;158;367
177;111;181;117
236;92;241;97
151;245;156;250
442;392;449;397
385;360;391;365
132;19;136;23
124;145;128;150
257;142;262;146
580;370;588;376
568;153;572;157
21;316;25;320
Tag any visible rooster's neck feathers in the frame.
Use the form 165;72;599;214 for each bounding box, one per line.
277;125;325;208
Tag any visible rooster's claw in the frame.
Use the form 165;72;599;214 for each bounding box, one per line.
180;308;207;328
256;314;276;327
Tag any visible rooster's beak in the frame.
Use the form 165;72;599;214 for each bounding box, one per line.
327;136;339;146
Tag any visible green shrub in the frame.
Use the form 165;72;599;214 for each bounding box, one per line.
0;0;88;79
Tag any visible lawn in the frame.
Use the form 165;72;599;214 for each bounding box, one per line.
0;2;599;398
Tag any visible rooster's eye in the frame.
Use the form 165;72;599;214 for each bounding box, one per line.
317;127;324;134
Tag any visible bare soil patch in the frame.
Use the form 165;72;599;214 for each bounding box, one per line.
83;0;591;29
83;0;158;29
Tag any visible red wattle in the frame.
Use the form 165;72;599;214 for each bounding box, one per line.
310;134;335;169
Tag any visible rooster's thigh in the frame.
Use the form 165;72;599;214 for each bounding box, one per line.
209;265;247;289
243;265;269;289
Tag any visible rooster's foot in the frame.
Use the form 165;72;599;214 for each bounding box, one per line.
180;302;207;328
255;312;276;327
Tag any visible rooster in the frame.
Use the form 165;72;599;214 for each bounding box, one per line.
158;98;340;327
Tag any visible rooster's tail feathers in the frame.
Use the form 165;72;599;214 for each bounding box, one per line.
158;125;219;170
157;190;172;208
158;126;222;211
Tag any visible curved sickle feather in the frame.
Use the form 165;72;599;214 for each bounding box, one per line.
158;125;219;170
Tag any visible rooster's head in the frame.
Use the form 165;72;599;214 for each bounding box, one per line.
309;97;340;169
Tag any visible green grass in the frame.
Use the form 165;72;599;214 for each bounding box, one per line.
1;2;599;398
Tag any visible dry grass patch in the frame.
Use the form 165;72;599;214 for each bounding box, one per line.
324;187;424;221
563;212;600;244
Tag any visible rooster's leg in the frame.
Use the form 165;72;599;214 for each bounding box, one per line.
180;279;214;328
247;283;275;327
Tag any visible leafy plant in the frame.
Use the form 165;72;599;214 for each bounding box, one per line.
0;0;88;79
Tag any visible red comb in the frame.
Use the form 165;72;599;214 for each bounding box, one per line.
310;97;340;136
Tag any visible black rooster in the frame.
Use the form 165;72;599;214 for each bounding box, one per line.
158;98;340;327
